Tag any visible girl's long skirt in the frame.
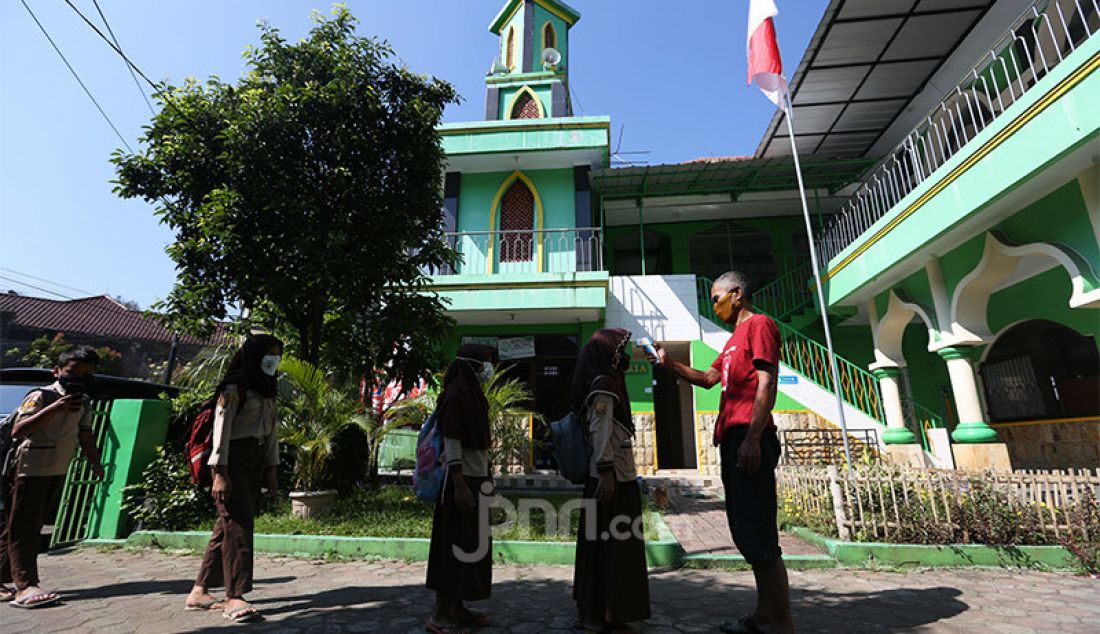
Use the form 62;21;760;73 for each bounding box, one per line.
425;475;492;601
573;478;651;625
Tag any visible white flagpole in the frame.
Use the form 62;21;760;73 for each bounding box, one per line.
781;90;853;468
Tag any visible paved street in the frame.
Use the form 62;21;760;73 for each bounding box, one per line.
662;493;823;556
5;547;1098;633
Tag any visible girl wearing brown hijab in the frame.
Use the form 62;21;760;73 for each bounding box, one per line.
186;333;283;623
425;343;498;634
571;329;651;633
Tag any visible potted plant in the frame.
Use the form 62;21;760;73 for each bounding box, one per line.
278;357;372;518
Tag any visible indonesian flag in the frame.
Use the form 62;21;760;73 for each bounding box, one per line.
747;0;788;111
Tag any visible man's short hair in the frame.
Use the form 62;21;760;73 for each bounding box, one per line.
58;346;101;368
714;270;753;302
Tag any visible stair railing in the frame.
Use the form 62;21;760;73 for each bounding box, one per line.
753;261;814;320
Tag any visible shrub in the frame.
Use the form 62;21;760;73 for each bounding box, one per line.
1061;489;1100;574
122;446;213;531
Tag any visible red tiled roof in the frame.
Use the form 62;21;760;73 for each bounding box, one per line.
0;293;228;346
683;155;755;164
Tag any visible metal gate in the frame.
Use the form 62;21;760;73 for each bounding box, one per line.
50;398;112;549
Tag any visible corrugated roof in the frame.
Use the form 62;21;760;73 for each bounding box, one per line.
0;293;228;346
756;0;995;159
591;155;877;201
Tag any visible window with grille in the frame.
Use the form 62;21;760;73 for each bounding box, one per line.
499;179;535;262
511;91;541;119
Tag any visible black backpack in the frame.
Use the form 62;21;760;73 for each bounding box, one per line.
0;388;60;477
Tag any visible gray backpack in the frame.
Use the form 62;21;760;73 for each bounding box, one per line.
550;376;604;485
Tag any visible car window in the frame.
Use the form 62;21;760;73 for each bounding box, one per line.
0;384;47;417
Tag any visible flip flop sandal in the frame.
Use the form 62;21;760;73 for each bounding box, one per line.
224;606;262;623
458;610;491;627
424;619;471;634
185;599;224;611
10;592;61;609
0;586;14;602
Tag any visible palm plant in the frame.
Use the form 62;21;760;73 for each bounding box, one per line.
386;368;543;474
278;356;374;492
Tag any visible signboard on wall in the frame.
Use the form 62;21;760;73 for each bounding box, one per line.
499;336;536;360
779;375;799;385
461;336;499;349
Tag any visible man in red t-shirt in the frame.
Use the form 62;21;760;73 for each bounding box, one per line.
651;270;793;634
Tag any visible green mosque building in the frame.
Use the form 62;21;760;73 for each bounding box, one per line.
424;0;1100;476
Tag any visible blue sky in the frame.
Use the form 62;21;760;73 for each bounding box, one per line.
0;0;826;308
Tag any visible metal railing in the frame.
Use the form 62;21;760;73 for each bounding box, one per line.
817;0;1100;266
430;227;603;275
903;397;948;453
754;261;814;320
780;428;881;466
51;398;111;548
696;276;885;424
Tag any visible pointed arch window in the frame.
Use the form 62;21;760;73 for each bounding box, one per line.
511;90;542;119
505;27;516;70
499;179;535;262
543;22;556;51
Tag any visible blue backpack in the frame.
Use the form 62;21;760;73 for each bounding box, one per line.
413;410;446;502
550;376;603;485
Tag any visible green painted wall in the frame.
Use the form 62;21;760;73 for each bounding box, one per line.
938;234;986;303
531;5;569;69
824;35;1100;305
455;168;577;274
900;325;953;423
987;267;1100;352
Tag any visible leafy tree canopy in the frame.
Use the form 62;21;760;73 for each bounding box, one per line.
113;6;459;389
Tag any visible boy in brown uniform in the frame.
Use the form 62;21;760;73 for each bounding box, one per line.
0;347;105;608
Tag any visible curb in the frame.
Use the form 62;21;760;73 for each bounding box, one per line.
121;513;684;569
683;553;837;571
789;526;1080;570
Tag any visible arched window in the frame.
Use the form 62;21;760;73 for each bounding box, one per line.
543;22;556;51
980;320;1099;422
499;178;535;262
505;27;516;70
511;90;542;119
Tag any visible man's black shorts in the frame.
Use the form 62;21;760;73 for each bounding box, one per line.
719;425;782;565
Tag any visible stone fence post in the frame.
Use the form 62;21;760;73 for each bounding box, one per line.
826;464;850;541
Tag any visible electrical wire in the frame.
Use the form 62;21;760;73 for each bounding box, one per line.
91;0;156;116
0;274;74;300
18;0;133;153
0;266;97;297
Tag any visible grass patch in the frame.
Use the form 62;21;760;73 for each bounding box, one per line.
190;485;662;542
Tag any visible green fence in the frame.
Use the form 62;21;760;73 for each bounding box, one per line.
378;428;418;471
904;397;947;453
50;399;113;548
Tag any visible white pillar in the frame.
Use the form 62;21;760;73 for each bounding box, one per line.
872;366;916;444
936;346;999;443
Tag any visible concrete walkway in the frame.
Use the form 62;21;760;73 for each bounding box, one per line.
662;492;822;556
6;547;1098;633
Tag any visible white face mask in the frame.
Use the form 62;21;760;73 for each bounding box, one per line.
260;355;281;376
457;357;493;384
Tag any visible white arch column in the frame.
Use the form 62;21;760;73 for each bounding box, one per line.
867;298;917;445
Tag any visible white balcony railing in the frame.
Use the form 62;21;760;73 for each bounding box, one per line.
430;227;604;276
817;0;1099;267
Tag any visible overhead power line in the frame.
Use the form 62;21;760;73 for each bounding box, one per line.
92;0;156;116
18;0;133;153
0;274;74;300
0;266;98;297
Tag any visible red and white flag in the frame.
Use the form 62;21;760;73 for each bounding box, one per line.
747;0;788;110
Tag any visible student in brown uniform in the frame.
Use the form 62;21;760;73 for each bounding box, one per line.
0;346;105;608
572;328;651;633
185;334;282;623
425;343;497;634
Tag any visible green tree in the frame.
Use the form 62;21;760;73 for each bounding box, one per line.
6;333;124;377
112;6;458;391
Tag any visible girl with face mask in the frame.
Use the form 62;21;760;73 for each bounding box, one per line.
425;344;498;633
570;328;651;632
187;333;283;623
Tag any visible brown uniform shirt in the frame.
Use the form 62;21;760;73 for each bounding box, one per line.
11;382;93;477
